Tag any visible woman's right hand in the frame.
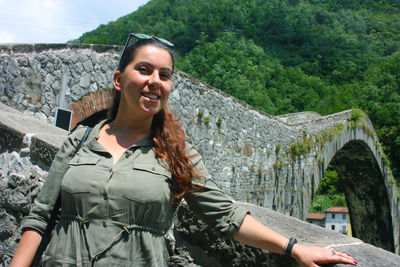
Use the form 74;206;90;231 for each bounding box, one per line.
291;243;357;267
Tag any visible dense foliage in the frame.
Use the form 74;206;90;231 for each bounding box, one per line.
73;0;400;200
310;165;347;213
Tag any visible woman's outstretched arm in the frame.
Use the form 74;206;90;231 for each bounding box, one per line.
233;214;357;267
10;229;42;267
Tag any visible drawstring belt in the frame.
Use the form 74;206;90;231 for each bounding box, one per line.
59;216;167;263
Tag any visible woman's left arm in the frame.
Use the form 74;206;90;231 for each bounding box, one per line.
233;214;357;267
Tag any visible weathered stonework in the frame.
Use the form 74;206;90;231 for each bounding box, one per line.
173;202;400;267
1;43;400;264
0;43;119;125
1;103;400;266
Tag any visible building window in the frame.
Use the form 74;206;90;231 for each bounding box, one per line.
343;214;346;220
342;225;347;234
331;225;335;230
332;213;335;219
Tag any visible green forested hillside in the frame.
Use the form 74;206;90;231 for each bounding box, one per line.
73;0;400;187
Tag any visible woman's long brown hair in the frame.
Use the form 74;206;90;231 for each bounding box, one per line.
109;37;197;203
151;108;197;203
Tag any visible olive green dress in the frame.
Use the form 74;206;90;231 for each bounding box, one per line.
21;120;248;266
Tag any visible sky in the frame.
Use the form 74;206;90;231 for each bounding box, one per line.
0;0;151;43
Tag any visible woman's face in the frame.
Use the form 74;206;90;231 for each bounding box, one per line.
114;45;173;119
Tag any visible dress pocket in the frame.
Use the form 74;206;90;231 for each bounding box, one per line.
68;156;100;166
111;162;173;225
62;156;101;217
133;162;171;178
63;156;100;194
124;162;172;203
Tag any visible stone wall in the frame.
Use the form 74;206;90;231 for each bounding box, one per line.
0;43;119;123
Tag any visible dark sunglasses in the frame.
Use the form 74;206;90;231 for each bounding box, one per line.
118;33;174;70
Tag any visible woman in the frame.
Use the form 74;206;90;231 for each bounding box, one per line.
11;33;357;267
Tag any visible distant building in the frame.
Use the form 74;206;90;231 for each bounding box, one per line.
306;207;352;236
325;207;351;236
306;213;325;227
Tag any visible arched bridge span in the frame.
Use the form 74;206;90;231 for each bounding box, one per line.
295;115;400;253
332;140;394;252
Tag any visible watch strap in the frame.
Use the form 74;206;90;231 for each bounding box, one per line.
285;238;297;256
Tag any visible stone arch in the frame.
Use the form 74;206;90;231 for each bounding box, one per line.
68;89;114;130
316;126;399;253
331;140;394;251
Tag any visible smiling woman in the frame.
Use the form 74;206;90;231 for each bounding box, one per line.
10;33;357;267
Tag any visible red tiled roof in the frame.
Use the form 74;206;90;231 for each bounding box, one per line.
306;213;326;220
325;207;349;213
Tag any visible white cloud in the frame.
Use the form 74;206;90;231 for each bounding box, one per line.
0;29;16;43
0;0;150;43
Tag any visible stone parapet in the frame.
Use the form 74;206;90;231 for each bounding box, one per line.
173;202;400;266
0;102;66;166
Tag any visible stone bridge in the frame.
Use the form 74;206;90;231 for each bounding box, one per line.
0;44;399;260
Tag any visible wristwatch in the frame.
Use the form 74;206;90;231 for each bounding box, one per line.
285;238;297;256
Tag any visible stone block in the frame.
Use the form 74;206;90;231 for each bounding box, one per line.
0;44;12;54
83;60;94;72
0;211;14;240
38;54;50;67
0;125;24;153
70;62;84;78
17;57;29;67
45;62;54;73
68;43;92;50
5;190;30;213
12;44;33;53
79;73;91;89
33;43;66;52
6;58;19;77
92;44;121;53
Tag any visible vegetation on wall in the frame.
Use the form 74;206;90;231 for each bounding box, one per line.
72;0;400;191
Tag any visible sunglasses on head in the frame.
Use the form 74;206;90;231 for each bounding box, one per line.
118;33;174;70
